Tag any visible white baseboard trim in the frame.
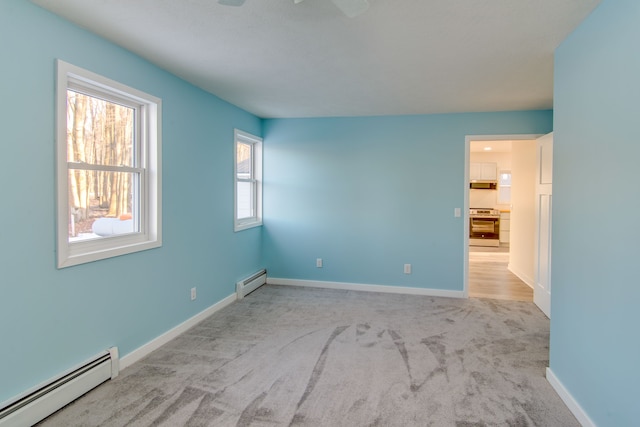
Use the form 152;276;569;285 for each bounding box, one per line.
546;367;596;427
267;278;465;299
507;264;534;289
120;293;237;370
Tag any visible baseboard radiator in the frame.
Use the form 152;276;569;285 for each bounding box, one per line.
0;347;119;427
236;269;267;299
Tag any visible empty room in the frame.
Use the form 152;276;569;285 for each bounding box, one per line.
0;0;638;426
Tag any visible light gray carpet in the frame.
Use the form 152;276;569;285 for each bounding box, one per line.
40;285;578;426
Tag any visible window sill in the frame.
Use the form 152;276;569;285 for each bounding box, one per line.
59;236;161;268
234;220;263;232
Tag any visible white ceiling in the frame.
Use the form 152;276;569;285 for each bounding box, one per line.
32;0;601;119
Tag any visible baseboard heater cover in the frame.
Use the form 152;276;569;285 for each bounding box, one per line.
236;269;267;299
0;347;119;427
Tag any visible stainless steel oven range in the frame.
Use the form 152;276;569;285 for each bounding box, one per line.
469;208;500;247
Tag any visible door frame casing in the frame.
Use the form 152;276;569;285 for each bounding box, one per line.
463;134;544;298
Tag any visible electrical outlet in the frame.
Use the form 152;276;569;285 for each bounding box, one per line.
316;258;323;268
404;264;412;274
191;287;197;301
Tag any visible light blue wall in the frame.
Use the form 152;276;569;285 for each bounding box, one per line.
262;112;552;289
0;0;262;404
551;0;640;425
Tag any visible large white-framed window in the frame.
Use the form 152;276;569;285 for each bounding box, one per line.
234;129;262;231
56;60;162;268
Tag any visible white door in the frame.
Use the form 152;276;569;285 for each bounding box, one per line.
534;132;553;317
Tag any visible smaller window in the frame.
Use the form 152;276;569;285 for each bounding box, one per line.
498;170;512;204
234;130;262;231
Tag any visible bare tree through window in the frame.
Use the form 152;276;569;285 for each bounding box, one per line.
66;90;136;239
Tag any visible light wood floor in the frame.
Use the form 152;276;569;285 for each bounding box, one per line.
468;247;533;302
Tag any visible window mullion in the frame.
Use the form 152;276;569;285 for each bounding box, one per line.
67;162;143;173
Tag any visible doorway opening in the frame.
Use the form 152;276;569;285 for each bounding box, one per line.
464;135;539;302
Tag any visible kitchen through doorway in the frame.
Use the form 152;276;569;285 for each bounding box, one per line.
466;137;537;302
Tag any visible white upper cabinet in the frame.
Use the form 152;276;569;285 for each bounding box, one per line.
470;162;497;181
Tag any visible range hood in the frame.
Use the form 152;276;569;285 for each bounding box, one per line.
470;181;497;190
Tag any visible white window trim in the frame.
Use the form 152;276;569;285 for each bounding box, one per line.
234;129;262;232
56;60;162;268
